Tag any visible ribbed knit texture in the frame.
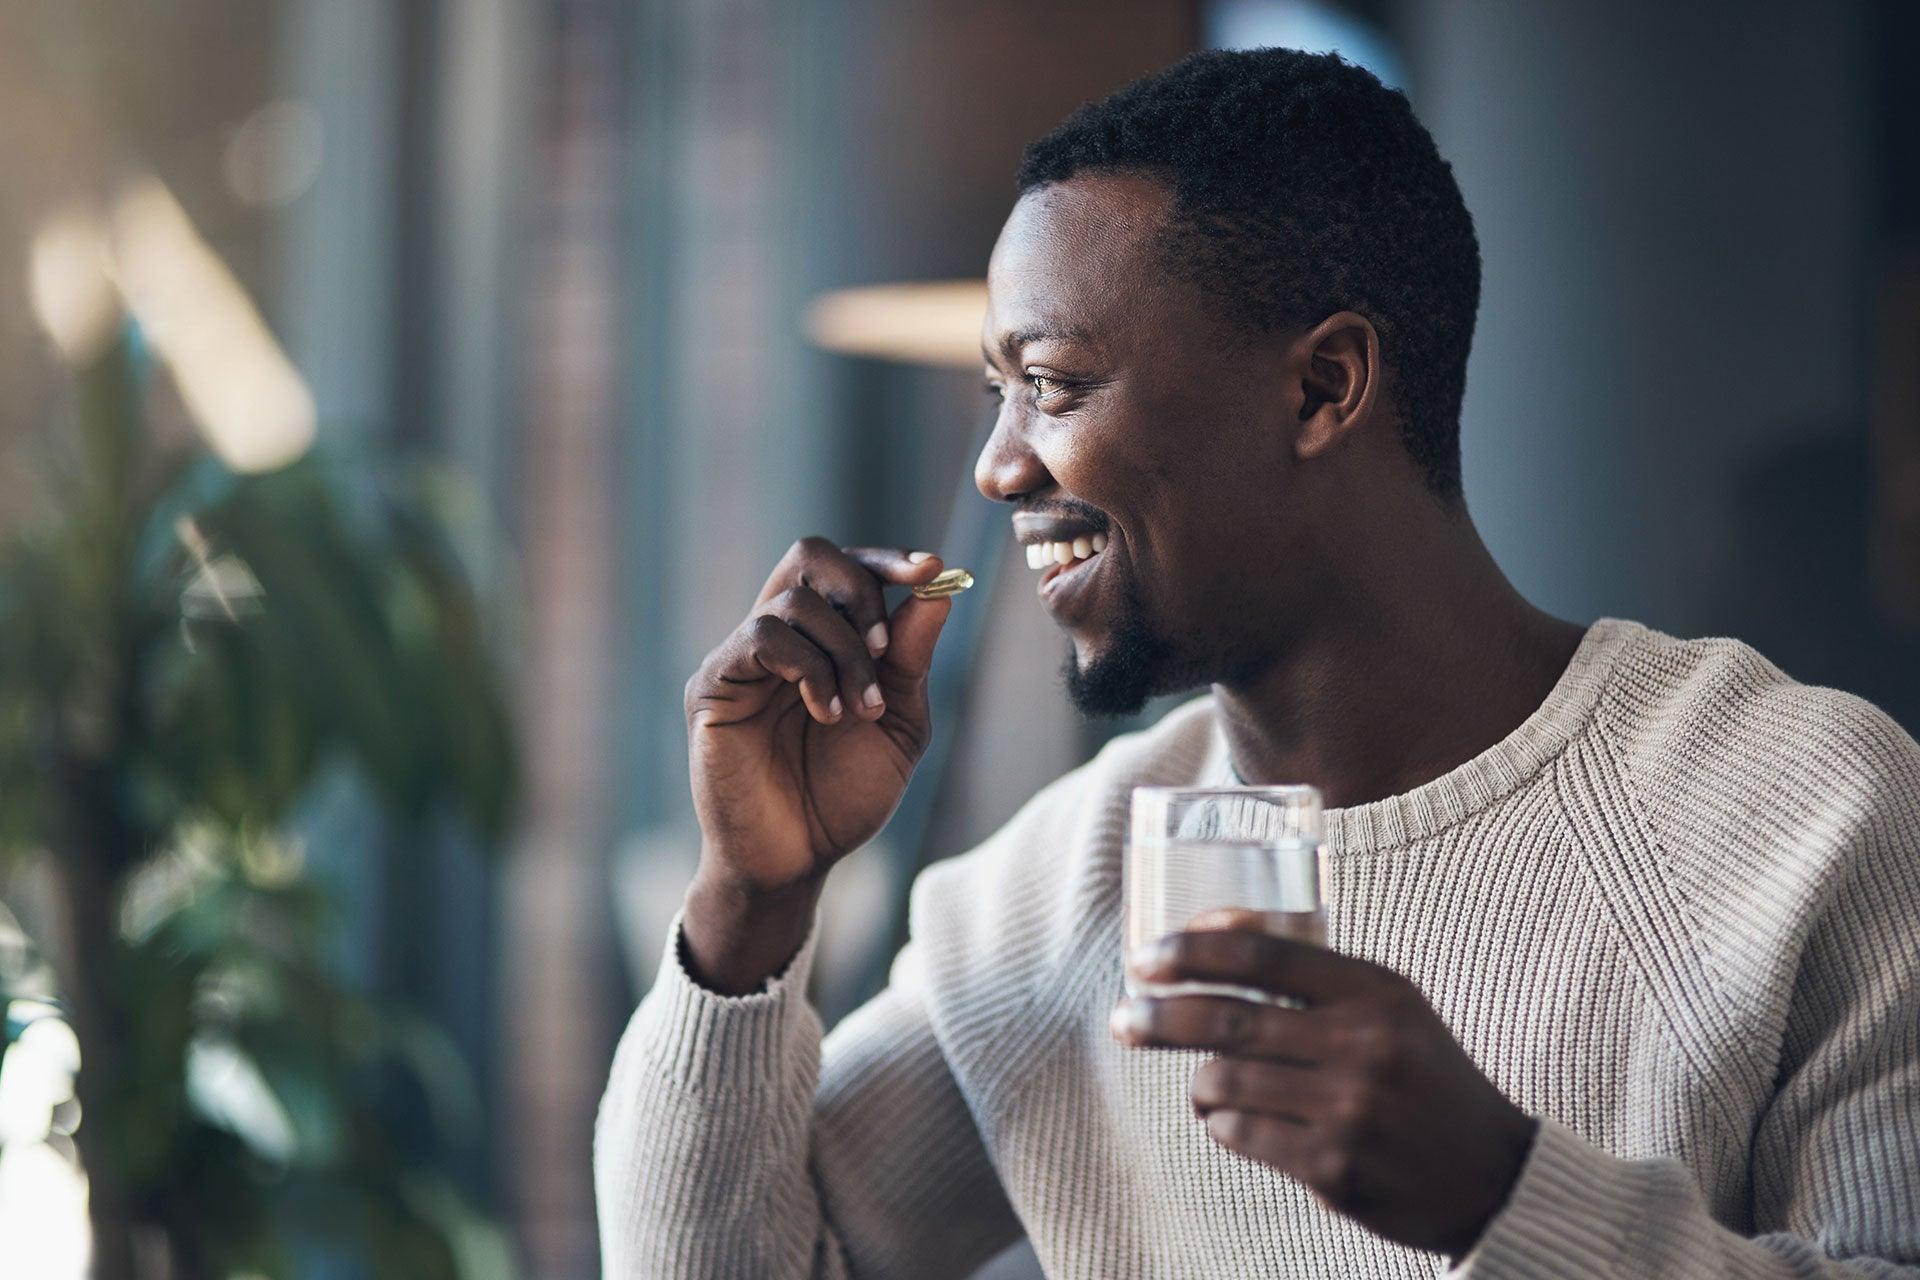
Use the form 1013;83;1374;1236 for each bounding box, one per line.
595;619;1920;1278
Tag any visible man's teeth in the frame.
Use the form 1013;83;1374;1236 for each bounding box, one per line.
1025;532;1108;571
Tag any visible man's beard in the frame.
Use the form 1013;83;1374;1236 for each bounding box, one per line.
1062;582;1187;717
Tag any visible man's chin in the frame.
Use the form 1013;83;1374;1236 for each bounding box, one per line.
1061;632;1176;718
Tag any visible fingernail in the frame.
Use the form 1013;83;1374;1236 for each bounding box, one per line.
866;622;889;654
862;683;884;710
1109;1000;1148;1041
907;551;934;563
1128;940;1172;977
828;695;843;718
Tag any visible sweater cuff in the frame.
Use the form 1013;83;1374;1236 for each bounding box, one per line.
629;906;822;1093
1446;1117;1628;1279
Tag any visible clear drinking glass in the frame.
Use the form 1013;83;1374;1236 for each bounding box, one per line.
1125;784;1325;1003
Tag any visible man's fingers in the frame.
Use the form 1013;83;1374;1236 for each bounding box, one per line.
760;540;943;659
1190;1056;1331;1123
843;546;944;588
765;538;895;656
877;591;951;690
1203;1109;1320;1182
709;615;842;724
1205;1110;1372;1213
845;546;943;658
1109;994;1323;1062
1129;927;1359;1003
759;585;886;720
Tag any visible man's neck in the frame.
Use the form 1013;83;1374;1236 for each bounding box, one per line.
1213;517;1585;810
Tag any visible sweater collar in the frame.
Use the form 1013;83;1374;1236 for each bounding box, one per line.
1211;618;1640;854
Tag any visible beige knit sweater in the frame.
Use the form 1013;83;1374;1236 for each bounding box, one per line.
595;619;1920;1278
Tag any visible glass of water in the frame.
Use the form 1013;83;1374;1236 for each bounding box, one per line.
1125;784;1325;1003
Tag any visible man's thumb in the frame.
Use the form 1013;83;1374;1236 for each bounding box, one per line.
878;593;951;688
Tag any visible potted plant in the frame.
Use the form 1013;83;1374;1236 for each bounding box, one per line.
0;313;519;1278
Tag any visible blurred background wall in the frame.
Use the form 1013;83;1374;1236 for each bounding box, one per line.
0;2;1915;1278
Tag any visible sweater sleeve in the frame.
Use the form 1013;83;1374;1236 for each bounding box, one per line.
593;909;1022;1279
1449;754;1920;1280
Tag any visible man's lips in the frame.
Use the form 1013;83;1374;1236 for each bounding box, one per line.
1039;546;1099;590
1011;510;1107;543
1010;511;1112;614
1012;512;1109;570
1035;542;1107;625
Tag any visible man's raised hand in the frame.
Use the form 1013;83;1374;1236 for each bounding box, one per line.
681;538;950;992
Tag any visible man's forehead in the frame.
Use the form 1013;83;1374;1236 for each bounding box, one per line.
983;172;1177;356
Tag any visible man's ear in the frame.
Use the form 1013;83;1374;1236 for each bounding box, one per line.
1292;311;1381;461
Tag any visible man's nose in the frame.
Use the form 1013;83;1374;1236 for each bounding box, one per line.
974;412;1050;503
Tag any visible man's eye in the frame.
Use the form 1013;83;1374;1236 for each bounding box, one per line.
1031;375;1060;400
983;380;1007;399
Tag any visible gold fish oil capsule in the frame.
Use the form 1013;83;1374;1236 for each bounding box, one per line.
911;567;974;600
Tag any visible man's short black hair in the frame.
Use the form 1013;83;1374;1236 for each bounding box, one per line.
1018;47;1480;500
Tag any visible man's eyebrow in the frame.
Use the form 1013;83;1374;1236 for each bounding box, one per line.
981;326;1095;362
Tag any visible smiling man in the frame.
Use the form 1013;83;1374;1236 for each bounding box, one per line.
595;49;1920;1279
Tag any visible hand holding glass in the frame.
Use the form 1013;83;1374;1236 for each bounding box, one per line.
1125;784;1325;1004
